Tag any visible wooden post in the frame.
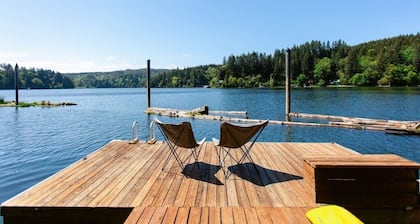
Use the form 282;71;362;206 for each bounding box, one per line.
14;63;19;105
285;49;291;121
147;59;151;108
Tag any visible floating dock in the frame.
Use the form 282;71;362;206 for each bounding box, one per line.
1;141;419;223
290;112;420;135
145;106;420;135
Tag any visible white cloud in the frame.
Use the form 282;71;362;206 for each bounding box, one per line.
0;56;138;73
1;52;145;73
0;52;30;61
102;56;137;71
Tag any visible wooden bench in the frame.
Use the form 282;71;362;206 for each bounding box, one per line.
303;154;420;208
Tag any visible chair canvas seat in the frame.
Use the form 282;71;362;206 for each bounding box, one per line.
154;117;205;171
213;120;269;178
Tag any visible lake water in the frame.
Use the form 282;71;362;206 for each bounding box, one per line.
0;87;419;221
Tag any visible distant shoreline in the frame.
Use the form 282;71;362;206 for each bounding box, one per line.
0;100;76;108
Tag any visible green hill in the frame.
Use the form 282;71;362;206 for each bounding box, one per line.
1;33;419;89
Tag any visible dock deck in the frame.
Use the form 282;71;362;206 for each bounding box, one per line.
1;141;419;223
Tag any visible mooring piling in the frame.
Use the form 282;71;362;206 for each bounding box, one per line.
285;49;291;121
147;59;151;108
14;63;19;105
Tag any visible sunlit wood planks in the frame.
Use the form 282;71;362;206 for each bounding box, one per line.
124;207;314;224
1;141;360;223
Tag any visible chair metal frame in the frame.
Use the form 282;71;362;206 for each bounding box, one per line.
213;120;269;178
153;117;205;171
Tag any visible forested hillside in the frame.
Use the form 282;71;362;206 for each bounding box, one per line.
0;64;74;89
1;34;419;89
0;65;165;89
153;34;420;87
67;69;166;88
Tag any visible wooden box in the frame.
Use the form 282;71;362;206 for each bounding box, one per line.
303;154;420;208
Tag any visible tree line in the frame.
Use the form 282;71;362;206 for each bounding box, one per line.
67;69;165;88
0;65;165;89
0;64;74;89
1;33;419;89
153;34;420;88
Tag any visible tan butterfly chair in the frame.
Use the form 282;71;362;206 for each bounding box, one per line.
213;120;269;178
154;117;206;171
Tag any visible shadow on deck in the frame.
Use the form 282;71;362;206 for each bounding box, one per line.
1;141;419;224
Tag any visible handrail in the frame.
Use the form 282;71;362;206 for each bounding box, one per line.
147;119;158;144
129;121;139;144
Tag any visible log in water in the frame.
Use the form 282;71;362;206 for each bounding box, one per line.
145;106;420;135
290;112;420;135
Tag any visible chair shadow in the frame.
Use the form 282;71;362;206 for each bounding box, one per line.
227;162;303;186
182;162;224;185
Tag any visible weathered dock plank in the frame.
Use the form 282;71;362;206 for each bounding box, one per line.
146;106;420;135
1;141;419;224
290;112;420;135
125;206;318;224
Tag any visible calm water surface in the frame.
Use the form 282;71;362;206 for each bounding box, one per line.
0;87;419;221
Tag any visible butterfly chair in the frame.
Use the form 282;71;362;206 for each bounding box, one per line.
212;120;269;178
154;117;206;171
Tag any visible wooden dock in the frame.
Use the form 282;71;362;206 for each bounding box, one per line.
289;112;420;135
145;106;420;135
1;141;419;223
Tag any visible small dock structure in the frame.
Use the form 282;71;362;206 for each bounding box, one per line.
1;141;419;223
290;112;420;135
145;106;420;135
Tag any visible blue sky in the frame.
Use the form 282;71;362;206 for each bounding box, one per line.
1;0;419;73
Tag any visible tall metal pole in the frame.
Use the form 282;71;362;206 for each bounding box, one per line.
285;49;291;121
14;63;19;105
147;59;151;108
